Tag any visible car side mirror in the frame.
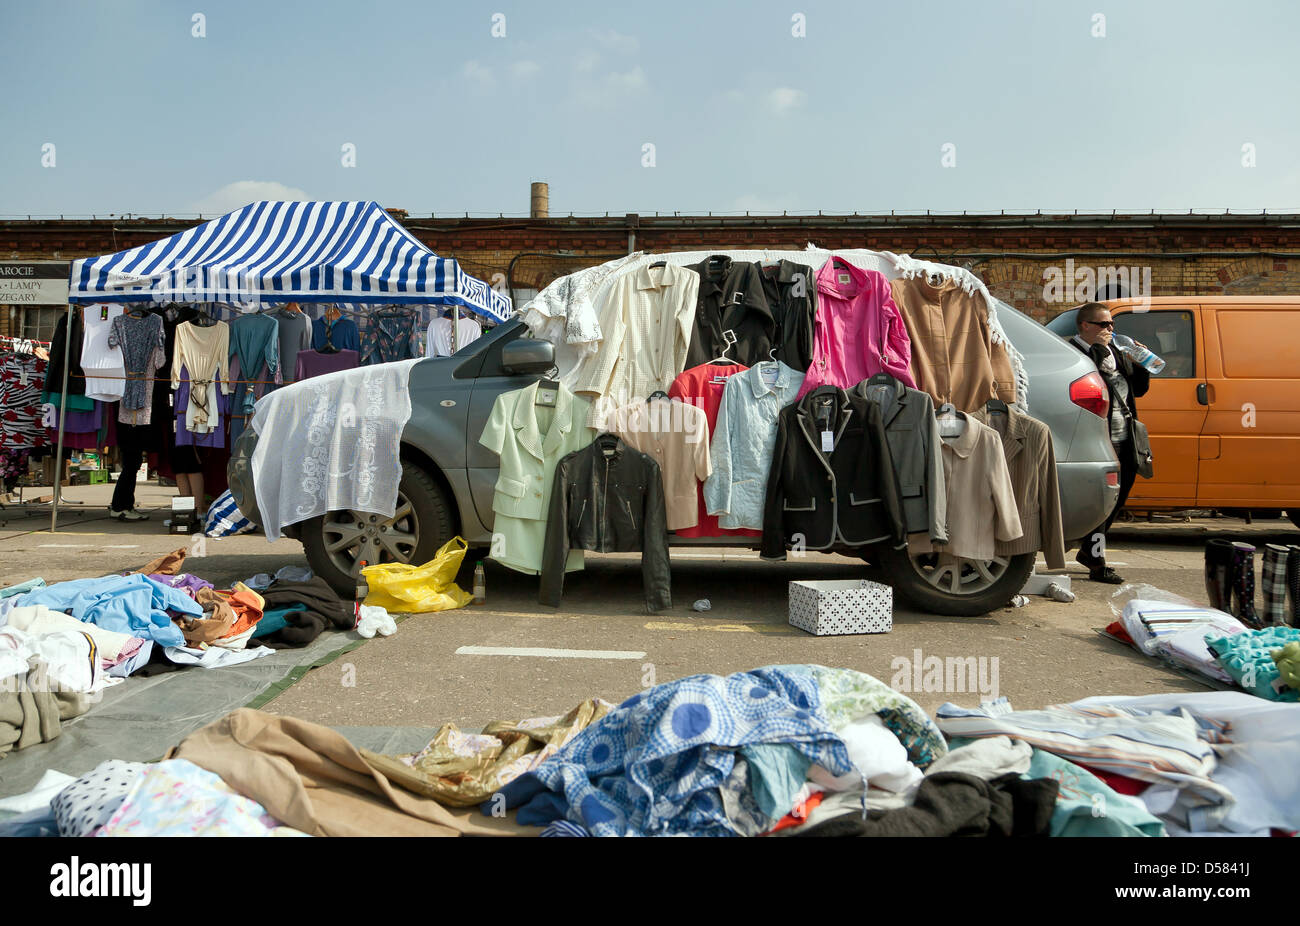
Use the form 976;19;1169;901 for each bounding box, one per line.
501;338;556;375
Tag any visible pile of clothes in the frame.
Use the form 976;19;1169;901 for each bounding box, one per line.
0;552;356;756
1105;583;1299;703
4;664;1294;837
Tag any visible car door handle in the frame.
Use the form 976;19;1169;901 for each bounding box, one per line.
1196;383;1210;406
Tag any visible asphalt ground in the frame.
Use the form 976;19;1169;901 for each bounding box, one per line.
4;479;1296;731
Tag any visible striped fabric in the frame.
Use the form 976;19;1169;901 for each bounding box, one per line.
935;698;1219;786
68;201;511;322
204;490;255;538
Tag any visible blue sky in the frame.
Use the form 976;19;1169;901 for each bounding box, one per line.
2;0;1298;217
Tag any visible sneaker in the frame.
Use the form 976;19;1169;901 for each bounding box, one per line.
109;508;149;522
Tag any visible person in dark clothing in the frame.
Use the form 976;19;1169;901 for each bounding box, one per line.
1067;302;1150;583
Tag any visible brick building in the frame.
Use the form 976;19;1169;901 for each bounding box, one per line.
4;207;1300;340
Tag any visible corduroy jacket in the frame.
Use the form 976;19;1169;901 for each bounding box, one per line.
972;404;1066;570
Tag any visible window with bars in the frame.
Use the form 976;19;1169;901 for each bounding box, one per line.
19;306;64;342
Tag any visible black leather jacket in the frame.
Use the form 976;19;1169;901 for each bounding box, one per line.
540;433;672;612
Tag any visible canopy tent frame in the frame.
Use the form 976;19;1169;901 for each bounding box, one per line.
51;201;511;531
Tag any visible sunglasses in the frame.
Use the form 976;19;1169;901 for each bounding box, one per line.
1084;320;1115;329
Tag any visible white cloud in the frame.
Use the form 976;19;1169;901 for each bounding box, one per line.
574;66;648;107
512;59;541;79
462;60;495;88
574;49;601;73
192;181;311;215
590;28;639;55
767;87;806;115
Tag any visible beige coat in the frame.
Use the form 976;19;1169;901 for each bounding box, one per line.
167;709;530;837
973;405;1067;570
574;262;700;427
610;398;711;530
933;414;1022;561
891;275;1017;412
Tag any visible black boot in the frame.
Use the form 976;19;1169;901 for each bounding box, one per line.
1287;545;1300;629
1260;544;1291;627
1204;538;1234;612
1229;542;1260;629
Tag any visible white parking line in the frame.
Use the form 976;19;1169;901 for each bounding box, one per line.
454;645;646;660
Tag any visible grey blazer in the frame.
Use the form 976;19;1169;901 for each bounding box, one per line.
849;375;947;544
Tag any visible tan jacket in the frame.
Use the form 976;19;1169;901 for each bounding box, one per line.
610;398;711;530
167;709;530;837
973;405;1067;570
933;414;1022;561
890;275;1017;412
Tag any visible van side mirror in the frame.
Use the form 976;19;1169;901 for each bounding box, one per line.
501;338;556;375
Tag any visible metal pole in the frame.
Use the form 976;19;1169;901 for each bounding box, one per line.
451;306;459;354
51;304;73;532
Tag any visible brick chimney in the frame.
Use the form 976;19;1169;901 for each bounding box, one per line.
530;182;549;219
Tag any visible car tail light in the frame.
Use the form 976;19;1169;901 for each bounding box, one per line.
1105;471;1120;487
1069;372;1108;418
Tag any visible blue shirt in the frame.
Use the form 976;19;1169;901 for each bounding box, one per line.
705;360;805;530
312;316;361;353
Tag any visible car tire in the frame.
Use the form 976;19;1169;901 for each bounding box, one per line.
301;463;455;598
875;543;1037;616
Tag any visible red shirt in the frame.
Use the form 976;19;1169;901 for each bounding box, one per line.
668;363;761;538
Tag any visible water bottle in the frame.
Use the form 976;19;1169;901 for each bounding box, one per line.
1112;334;1166;375
473;560;486;605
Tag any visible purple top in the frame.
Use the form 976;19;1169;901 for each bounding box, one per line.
295;349;359;381
146;573;214;598
174;367;231;448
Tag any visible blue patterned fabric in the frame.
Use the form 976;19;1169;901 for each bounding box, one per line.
489;666;853;837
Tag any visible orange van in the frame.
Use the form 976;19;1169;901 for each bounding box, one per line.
1047;297;1300;526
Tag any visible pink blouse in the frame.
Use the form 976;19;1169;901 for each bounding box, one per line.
797;259;915;399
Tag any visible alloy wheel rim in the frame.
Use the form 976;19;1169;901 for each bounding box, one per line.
912;553;1011;596
321;494;419;578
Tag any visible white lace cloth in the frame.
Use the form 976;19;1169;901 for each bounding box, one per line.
521;247;1028;408
250;359;420;541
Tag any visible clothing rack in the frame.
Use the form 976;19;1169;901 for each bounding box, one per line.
49;298;491;531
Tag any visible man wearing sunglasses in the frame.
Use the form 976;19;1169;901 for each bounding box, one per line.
1068;302;1151;583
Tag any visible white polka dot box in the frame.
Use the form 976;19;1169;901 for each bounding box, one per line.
788;579;893;636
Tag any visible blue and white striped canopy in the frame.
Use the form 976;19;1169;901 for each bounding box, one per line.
68;200;512;322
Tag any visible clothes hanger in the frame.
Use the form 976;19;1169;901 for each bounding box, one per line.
985;398;1009;415
534;368;561;407
648;259;667;270
647;390;669;402
710;329;740;365
936;402;966;438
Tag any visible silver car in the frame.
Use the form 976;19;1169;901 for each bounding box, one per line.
229;300;1119;615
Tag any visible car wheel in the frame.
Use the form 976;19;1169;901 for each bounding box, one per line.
876;544;1036;616
301;463;455;598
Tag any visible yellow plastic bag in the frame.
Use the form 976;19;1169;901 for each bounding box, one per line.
361;537;474;613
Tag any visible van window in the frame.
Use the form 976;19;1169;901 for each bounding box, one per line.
1114;310;1196;378
1217;310;1300;379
